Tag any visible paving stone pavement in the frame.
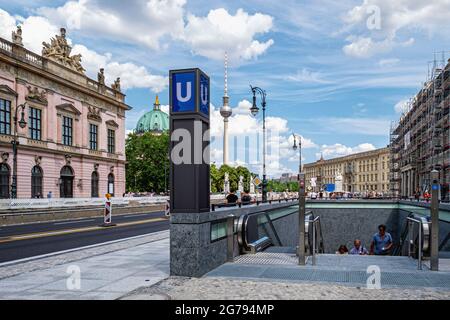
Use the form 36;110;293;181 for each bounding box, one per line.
124;276;450;300
0;231;170;300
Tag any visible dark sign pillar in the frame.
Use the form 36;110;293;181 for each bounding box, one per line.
169;68;210;213
169;68;212;277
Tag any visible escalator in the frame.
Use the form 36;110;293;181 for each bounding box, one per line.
236;208;324;256
394;213;431;260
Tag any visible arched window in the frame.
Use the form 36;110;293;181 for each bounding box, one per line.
31;166;43;198
91;171;99;198
0;163;10;199
107;173;114;196
60;166;74;198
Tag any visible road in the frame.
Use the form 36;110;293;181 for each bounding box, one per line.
0;211;169;263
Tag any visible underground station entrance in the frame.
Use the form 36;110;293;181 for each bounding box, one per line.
168;67;450;290
171;200;450;290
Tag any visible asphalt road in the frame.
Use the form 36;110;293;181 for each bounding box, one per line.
0;211;169;263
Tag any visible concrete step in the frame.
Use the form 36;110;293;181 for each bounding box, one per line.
205;253;450;290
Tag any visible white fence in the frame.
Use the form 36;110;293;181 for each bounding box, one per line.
0;196;168;211
0;194;231;211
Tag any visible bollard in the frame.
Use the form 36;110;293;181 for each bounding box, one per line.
227;215;235;262
430;170;439;271
298;173;306;265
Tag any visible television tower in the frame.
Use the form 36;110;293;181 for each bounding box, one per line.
220;52;232;165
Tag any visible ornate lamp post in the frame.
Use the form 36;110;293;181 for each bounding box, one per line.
249;85;267;202
11;102;27;199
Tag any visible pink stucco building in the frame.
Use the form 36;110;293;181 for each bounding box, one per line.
0;28;130;199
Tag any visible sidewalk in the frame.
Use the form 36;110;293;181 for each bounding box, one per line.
0;231;169;300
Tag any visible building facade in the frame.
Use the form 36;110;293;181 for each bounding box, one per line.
304;148;390;194
0;27;130;199
390;58;449;201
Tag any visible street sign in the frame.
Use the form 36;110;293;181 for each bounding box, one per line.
253;177;262;187
165;199;170;217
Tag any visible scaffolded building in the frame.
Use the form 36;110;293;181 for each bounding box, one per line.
391;55;450;201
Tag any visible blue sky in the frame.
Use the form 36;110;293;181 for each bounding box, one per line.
1;0;449;177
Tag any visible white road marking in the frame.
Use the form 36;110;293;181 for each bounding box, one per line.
122;214;148;218
54;219;95;225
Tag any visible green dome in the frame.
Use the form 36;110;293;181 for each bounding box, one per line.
135;96;169;134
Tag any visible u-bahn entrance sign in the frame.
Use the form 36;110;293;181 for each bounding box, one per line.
169;68;210;214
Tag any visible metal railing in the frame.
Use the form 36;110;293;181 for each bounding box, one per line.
306;215;324;265
406;216;430;270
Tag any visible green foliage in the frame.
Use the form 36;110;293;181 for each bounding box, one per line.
125;131;256;194
211;164;254;193
267;180;299;192
125;131;169;193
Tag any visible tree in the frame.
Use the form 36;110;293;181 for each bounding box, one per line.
125;132;169;193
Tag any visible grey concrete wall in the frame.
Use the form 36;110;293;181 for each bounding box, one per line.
311;207;398;254
170;201;299;277
271;212;299;247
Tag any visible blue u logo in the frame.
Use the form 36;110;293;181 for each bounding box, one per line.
200;84;208;105
176;82;192;102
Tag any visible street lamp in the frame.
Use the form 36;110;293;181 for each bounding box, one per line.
11;102;27;199
249;85;267;202
292;133;302;174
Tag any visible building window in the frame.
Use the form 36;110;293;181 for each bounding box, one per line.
28;107;42;140
0;99;11;135
31;166;43;198
91;171;99;198
62;116;73;146
107;173;114;196
0;163;10;199
89;124;98;150
107;129;115;154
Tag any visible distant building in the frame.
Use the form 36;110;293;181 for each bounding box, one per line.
0;27;130;198
135;95;169;135
276;173;299;183
390;58;449;201
304;148;390;193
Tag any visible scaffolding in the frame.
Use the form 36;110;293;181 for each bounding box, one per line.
391;52;450;201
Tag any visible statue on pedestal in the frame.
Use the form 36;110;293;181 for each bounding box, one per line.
98;68;105;85
224;172;230;194
111;77;121;92
250;178;255;194
238;176;244;193
335;170;343;193
12;25;23;46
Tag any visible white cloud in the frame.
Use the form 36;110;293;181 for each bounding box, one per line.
341;1;449;58
286;68;331;84
310;117;391;136
316;143;376;159
0;9;167;93
378;58;400;67
37;0;186;50
210;100;317;177
0;9;18;39
343;36;393;59
182;8;274;61
38;2;274;62
394;99;411;114
0;9;59;54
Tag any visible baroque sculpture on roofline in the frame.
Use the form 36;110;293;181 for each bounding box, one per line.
42;28;86;74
